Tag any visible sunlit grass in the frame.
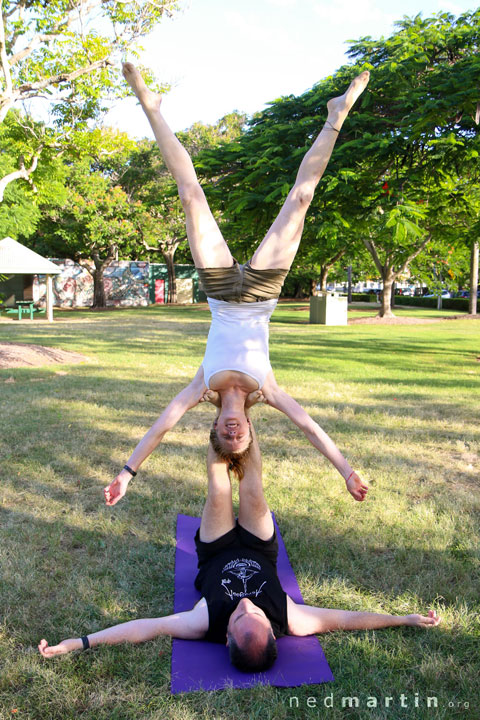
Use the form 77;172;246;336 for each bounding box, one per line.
0;304;479;719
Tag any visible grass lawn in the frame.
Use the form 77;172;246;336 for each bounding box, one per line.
0;303;479;720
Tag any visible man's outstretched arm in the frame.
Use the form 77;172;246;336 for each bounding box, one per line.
261;373;368;501
38;600;209;658
286;596;441;636
104;366;207;505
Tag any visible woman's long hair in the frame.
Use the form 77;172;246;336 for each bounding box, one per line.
209;426;252;480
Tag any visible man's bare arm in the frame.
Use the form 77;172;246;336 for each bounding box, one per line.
286;596;441;636
104;366;207;505
39;600;209;658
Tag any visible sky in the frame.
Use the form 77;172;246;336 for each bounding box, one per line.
105;0;475;136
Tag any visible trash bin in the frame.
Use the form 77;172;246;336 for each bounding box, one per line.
309;292;348;325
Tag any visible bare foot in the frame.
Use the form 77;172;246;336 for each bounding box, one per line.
199;389;221;408
326;70;370;129
245;389;267;408
122;62;162;113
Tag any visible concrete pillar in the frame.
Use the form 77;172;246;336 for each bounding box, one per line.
46;274;53;322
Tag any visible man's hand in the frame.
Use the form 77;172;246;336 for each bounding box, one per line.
104;469;132;506
405;609;441;628
198;389;221;407
245;390;267;408
346;471;368;502
38;638;80;658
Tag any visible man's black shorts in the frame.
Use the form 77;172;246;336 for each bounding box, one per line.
194;521;279;569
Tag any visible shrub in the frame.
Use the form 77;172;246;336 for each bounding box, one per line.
393;295;469;311
350;292;379;302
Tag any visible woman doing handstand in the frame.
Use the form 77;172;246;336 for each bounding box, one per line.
104;63;370;506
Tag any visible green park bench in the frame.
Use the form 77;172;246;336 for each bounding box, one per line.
2;301;45;320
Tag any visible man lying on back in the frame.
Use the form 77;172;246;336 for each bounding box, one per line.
39;424;440;670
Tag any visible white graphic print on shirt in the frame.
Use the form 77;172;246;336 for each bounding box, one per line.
220;557;267;600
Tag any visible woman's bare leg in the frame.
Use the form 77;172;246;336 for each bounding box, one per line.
122;63;233;269
251;71;370;270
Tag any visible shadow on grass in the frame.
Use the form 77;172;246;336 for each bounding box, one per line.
0;463;210;647
273;507;480;608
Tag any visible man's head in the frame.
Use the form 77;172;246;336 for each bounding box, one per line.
226;598;278;672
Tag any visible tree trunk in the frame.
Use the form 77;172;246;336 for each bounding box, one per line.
86;248;116;308
379;276;395;318
391;281;396;309
318;267;329;292
362;235;431;320
469;240;479;315
310;278;319;296
0;151;42;202
163;250;177;303
294;282;305;299
92;264;106;307
347;265;352;303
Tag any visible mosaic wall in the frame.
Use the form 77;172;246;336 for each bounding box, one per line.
34;259;92;307
103;261;149;307
34;260;149;307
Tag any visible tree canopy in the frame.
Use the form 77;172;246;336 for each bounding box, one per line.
197;10;480;313
11;8;480;313
0;0;177;201
31;127;138;306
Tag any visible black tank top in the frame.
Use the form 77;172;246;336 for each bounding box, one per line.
195;546;288;643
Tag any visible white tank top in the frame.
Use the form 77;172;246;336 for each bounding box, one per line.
202;298;278;389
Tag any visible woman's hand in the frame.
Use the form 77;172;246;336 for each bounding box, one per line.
245;390;268;408
104;469;132;506
345;471;368;502
198;389;221;407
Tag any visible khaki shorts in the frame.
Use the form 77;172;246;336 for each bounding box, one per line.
196;260;289;302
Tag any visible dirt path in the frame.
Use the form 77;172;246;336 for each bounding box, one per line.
0;342;89;369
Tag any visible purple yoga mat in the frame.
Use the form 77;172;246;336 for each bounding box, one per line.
171;513;334;693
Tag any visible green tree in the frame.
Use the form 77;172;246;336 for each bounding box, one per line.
451;172;480;315
407;168;478;305
198;11;480;313
344;11;480;315
117;139;186;303
33;129;138;306
0;111;67;237
0;0;177;200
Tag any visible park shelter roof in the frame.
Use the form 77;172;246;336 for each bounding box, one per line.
0;237;61;275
